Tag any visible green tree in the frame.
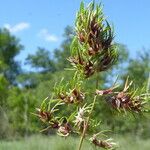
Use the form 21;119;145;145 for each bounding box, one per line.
54;26;74;70
25;26;74;73
7;87;38;135
26;47;56;73
0;28;23;84
123;50;150;87
0;74;9;107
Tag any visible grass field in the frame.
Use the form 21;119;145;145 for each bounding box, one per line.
0;134;150;150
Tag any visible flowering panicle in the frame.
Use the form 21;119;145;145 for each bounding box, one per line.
74;104;91;131
69;2;118;78
57;121;72;137
36;106;73;137
96;78;147;113
109;92;142;112
35;1;149;150
36;108;52;123
90;134;117;149
74;107;85;128
58;88;85;104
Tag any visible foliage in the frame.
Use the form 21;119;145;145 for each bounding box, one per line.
26;47;56;73
123;50;150;87
0;28;23;84
25;26;74;72
54;26;74;70
0;74;9;106
7;87;38;135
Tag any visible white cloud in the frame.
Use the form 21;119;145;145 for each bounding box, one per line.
4;22;30;33
38;29;58;42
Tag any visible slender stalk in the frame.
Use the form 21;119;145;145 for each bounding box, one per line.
78;72;99;150
78;95;97;150
96;72;99;89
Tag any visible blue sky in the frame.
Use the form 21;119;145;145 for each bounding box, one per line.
0;0;150;70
